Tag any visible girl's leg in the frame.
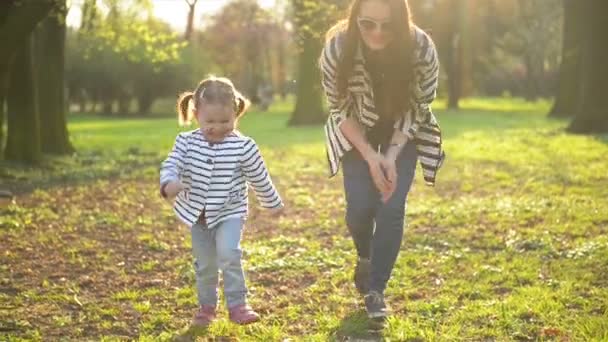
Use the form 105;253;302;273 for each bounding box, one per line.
215;218;247;308
191;223;219;307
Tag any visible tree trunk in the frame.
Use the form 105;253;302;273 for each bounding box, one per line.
103;101;113;115
184;0;197;41
446;33;462;110
288;37;325;125
523;52;541;101
436;0;466;110
80;0;98;32
0;0;54;72
0;70;7;153
550;0;582;118
79;96;86;113
5;36;42;163
0;0;54;157
137;93;155;115
35;7;74;154
276;31;287;99
117;93;130;115
0;2;7;154
567;0;608;133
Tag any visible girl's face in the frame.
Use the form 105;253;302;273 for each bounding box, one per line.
196;103;236;142
358;0;395;51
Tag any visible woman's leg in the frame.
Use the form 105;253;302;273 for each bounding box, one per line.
342;150;380;260
369;142;417;294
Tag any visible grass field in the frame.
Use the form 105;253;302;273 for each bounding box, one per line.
1;97;607;341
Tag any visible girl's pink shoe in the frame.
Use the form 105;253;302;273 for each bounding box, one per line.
192;305;216;326
228;304;260;324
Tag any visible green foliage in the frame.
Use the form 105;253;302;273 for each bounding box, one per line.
65;0;188;115
202;0;290;99
290;0;349;44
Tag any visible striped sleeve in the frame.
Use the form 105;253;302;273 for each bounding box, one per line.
320;34;347;121
321;35;353;139
160;133;186;186
395;28;440;139
240;138;283;209
320;33;354;176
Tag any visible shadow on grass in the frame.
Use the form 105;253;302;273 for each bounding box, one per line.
171;326;211;342
333;309;384;341
0;148;160;195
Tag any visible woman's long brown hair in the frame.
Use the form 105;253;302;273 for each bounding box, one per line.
330;0;414;118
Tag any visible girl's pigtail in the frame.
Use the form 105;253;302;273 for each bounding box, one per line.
234;91;251;118
177;92;194;126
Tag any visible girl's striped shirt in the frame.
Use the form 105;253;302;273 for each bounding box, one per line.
160;129;283;228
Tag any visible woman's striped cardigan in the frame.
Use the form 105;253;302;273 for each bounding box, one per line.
320;26;445;185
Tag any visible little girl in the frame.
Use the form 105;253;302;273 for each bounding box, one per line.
160;76;284;326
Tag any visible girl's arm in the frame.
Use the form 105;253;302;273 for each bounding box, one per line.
160;133;187;199
240;138;283;210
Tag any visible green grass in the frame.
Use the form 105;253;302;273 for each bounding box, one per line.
1;97;607;340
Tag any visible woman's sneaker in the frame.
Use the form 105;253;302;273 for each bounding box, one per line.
364;291;388;319
192;305;216;326
229;304;260;325
354;258;371;295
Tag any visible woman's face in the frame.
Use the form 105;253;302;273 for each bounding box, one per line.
357;0;395;51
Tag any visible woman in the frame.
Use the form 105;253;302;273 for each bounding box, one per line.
320;0;444;319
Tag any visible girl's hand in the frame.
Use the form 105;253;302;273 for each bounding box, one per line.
364;152;392;201
162;181;186;200
268;205;284;216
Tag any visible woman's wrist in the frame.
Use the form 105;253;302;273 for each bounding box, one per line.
385;142;405;161
360;145;379;163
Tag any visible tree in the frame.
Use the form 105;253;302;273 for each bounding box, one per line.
0;1;7;151
549;0;582;118
184;0;199;41
269;0;292;99
204;0;282;101
66;0;186;115
5;36;41;163
34;3;74;154
433;0;469;109
80;0;98;31
516;0;562;101
485;0;562;101
0;0;55;158
567;0;608;133
288;0;348;126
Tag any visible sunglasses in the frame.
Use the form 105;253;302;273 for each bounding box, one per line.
357;17;394;33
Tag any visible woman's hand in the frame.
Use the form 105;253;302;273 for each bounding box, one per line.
380;156;397;202
363;151;392;202
380;139;407;203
